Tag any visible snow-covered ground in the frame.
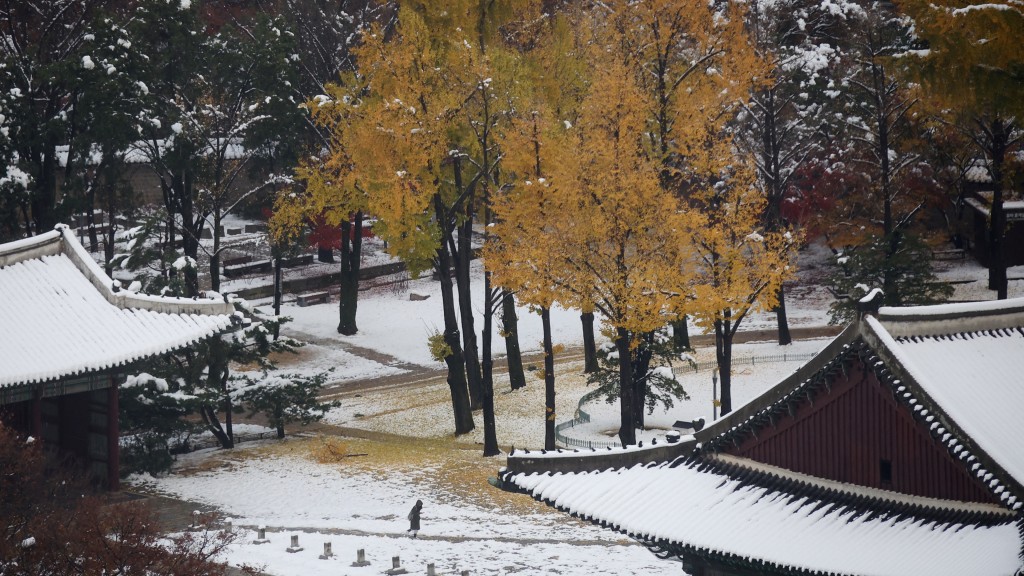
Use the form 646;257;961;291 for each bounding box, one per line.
131;436;679;575
125;240;1024;576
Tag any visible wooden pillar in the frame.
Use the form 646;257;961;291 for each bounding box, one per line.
31;387;43;440
107;380;120;491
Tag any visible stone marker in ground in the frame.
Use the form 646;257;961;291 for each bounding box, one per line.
385;555;408;575
352;548;371;567
285;534;303;553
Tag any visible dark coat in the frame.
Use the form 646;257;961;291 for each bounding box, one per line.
408;501;422;531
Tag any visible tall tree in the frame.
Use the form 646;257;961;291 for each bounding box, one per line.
492;31;694;446
272;76;373;335
132;2;301;296
823;2;951;319
487;111;570;450
604;0;777;422
0;0;107;236
275;0;395;334
739;0;858;343
346;6;482;434
684;162;797;416
899;0;1024;299
488;11;588;449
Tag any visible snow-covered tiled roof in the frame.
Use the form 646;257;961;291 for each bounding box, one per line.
55;138;248;167
0;227;237;388
871;298;1024;492
965;164;991;183
502;459;1022;576
499;296;1024;573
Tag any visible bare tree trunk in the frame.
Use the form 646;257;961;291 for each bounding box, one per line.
581;311;599;373
775;285;792;345
434;194;475;435
210;211;222;293
202;336;234;449
273;251;282;341
542;306;556;451
86;186;99;251
103;194;117;276
714;315;734;417
502;291;526;390
632;332;654;430
454;158;483;409
481;280;499;456
615;327;636;446
338;212;363;335
318;243;334;263
671;318;690;351
986;119;1010;300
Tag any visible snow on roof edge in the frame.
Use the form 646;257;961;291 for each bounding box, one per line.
710;453;1011;517
55;225;236;316
879;296;1024;319
863;315;1024;502
692;324;861;445
0;314;236;388
0;230;63;267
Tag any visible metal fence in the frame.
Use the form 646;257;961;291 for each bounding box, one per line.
682;352;818;374
554;350;820;449
181;430;280;451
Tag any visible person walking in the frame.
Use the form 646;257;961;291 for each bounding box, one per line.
407;499;423;538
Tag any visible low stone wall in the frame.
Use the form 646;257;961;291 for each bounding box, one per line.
230;261;408;301
503;438;696;476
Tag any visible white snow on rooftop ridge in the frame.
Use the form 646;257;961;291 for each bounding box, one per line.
879;296;1024;319
867;316;1024;488
965;164;991;183
506;461;1022;576
0;251;233;388
54;139;248;167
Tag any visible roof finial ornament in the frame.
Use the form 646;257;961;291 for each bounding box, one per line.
856;288;884;319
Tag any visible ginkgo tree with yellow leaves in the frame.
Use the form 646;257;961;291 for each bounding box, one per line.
682;160;797;416
490;0;793;440
274;7;475;433
490;9;697;447
609;0;777;354
277;1;548;442
271;74;379;337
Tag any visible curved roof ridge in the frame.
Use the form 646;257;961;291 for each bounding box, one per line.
0;227;242;390
705;453;1013;523
878;297;1024;337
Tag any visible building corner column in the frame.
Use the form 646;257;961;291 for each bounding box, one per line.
107;379;120;491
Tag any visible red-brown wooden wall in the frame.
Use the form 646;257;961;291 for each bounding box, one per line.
726;360;996;503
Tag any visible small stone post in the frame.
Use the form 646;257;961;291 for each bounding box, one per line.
252;526;269;545
385;555;408;575
286;534;303;553
319;542;334;560
351;548;371;567
427;563;436;576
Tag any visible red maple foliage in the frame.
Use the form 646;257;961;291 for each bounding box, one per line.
0;422;259;576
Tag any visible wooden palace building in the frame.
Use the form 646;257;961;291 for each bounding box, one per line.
0;225;239;489
499;291;1024;575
